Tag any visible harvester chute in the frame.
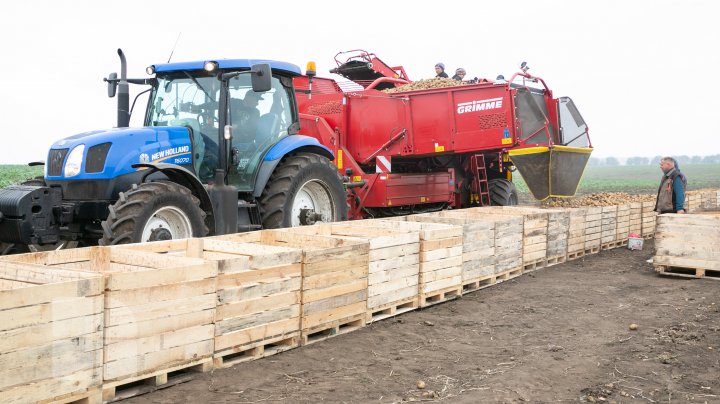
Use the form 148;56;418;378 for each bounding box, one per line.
509;145;593;201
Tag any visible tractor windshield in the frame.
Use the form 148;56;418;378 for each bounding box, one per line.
146;74;221;179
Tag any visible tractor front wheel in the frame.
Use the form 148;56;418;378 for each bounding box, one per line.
488;178;519;206
258;153;348;228
100;181;208;245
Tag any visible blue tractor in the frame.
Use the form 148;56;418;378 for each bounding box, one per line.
0;50;347;252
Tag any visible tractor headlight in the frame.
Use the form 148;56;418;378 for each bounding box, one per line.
64;144;85;177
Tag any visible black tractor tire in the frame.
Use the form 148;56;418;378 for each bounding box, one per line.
258;153;348;229
100;181;208;246
488;178;519;206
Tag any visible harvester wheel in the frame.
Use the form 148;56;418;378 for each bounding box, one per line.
100;181;208;245
258;153;348;228
488;178;519;206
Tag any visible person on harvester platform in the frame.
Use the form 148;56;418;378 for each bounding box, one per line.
435;63;449;78
655;157;687;214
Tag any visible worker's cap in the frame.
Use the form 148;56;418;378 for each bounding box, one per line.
455;68;466;74
435;63;445;70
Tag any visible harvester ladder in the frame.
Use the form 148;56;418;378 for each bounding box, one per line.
470;154;491;206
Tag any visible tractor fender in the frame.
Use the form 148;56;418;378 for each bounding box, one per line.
131;163;214;220
253;136;335;198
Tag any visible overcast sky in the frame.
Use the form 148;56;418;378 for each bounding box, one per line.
1;0;718;164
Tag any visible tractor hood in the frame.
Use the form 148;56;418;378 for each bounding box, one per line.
46;126;194;180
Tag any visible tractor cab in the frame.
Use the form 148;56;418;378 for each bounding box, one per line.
145;60;300;192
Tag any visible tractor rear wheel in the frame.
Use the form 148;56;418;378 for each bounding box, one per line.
100;181;208;245
488;178;519;206
258;153;347;228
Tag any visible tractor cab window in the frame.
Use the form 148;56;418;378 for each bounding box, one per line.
146;74;221;180
226;74;294;192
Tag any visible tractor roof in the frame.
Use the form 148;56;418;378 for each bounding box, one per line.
152;59;302;76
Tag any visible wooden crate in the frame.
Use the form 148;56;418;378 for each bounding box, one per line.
467;207;548;271
700;191;718;211
629;202;642;236
600;205;618;248
403;212;495;294
641;201;657;238
566;207;587;260
211;230;369;345
0;261;103;404
654;213;720;278
685;193;701;212
584;207;602;254
116;238;303;369
4;246;217;388
615;204;631;244
349;218;463;307
414;210;523;280
284;223;420;323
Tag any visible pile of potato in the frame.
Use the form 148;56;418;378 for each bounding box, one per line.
542;192;656;208
383;77;461;93
305;101;343;115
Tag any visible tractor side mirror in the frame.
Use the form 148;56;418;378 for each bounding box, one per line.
250;64;272;93
106;72;118;98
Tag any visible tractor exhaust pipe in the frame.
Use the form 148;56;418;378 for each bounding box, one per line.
116;49;130;127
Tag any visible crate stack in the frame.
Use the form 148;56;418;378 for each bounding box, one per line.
6;247;217;401
654;213;720;278
118;238;304;368
566;207;587;260
600;205;618;249
641;201;657;238
615;204;631;246
351;219;463;307
0;261;104;404
439;210;523;280
213;231;369;345
685;193;701;212
542;208;571;266
584;206;602;254
700;191;718;211
403;212;495;294
629;202;643;236
284;223;420;323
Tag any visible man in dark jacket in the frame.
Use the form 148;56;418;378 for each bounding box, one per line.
452;68;466;81
435;63;449;78
655;157;686;214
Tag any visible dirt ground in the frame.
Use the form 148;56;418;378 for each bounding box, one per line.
127;240;720;404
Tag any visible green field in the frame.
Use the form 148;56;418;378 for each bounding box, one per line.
0;165;44;187
513;163;720;196
1;163;719;197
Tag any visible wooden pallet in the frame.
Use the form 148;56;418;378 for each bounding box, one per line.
214;332;300;368
366;297;419;323
643;233;654;240
40;388;102;404
419;285;462;307
601;240;626;250
102;358;212;403
523;258;546;272
567;250;585;261
546;255;567;267
462;274;499;294
654;265;720;280
495;267;523;283
301;313;366;345
584;246;600;255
